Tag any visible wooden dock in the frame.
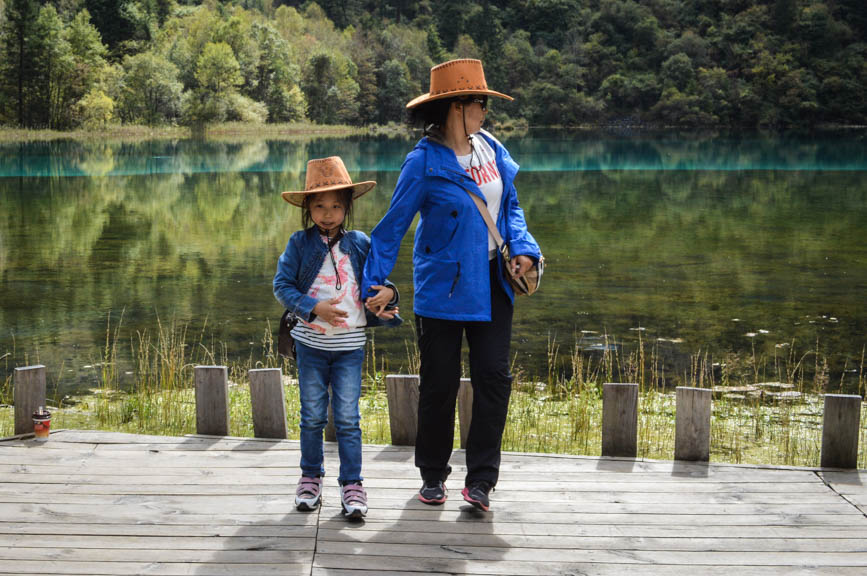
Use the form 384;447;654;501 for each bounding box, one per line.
1;430;866;575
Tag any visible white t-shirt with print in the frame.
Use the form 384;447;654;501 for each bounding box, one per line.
457;134;503;252
291;235;367;351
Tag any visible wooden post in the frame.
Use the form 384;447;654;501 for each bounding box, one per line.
675;387;712;462
458;378;473;449
325;402;336;442
195;366;229;436
821;394;862;469
602;383;638;458
386;375;419;445
14;365;46;435
248;368;287;439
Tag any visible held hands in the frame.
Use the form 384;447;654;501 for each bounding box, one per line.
365;285;397;319
511;255;534;279
313;297;349;326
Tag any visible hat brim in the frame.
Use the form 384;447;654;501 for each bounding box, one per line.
281;181;376;206
406;89;514;110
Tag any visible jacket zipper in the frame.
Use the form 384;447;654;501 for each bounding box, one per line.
448;262;461;298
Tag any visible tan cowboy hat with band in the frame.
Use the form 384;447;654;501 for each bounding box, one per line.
281;156;376;206
406;58;513;109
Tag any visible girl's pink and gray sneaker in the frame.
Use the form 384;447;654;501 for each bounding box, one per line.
295;476;322;511
341;483;368;519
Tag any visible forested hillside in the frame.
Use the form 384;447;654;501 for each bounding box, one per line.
1;0;864;129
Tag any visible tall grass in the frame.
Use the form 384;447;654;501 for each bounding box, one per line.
1;317;864;468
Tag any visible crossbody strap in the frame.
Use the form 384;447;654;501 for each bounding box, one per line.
464;188;506;251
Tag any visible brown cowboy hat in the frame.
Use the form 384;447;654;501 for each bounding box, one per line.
281;156;376;206
406;58;513;109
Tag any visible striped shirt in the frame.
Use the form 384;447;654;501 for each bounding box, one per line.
291;234;366;351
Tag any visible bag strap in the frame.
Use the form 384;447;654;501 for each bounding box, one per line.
464;188;506;252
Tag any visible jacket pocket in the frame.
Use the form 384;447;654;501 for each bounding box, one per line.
414;253;461;304
420;210;460;257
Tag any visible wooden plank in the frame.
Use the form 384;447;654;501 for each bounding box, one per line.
0;503;317;526
0;560;308;576
0;523;314;538
0;488;848;507
601;382;638;457
0;481;839;500
315;529;867;552
0;534;314;551
314;519;867;538
315;540;867;565
458;377;472;449
0;548;312;563
248;368;288;439
13;365;46;436
385;375;419;446
195;366;230;436
821;394;862;469
312;506;859;525
313;557;867;576
675;387;711;461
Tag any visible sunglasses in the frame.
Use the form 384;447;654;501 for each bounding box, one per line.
462;96;488;110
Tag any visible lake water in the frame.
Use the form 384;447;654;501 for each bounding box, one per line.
2;130;866;395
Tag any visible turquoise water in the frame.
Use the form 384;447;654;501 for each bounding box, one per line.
1;130;866;394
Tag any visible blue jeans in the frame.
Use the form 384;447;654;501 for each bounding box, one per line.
295;341;364;485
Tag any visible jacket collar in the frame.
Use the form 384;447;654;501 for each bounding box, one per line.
419;128;519;191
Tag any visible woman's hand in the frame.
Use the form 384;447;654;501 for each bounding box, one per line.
313;297;349;326
512;255;534;279
365;285;395;317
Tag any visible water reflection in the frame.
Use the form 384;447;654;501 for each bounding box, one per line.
1;132;866;395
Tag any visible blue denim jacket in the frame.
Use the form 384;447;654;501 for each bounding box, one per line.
274;227;401;328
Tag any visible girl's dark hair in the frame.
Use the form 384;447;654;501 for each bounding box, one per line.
408;98;455;129
301;188;354;231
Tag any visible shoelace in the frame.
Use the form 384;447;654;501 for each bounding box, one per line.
342;483;367;505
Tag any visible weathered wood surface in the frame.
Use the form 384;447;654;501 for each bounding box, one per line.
820;394;862;469
194;365;230;436
248;368;288;439
458;377;473;449
1;430;865;575
385;374;419;445
675;386;712;461
13;365;46;435
601;382;639;457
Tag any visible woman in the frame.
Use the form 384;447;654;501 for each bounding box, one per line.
362;59;541;512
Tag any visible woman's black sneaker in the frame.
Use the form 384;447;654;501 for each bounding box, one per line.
461;481;492;511
418;480;447;504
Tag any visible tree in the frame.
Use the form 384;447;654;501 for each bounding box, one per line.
1;0;39;125
31;4;70;128
376;59;411;124
195;42;242;94
252;22;305;123
302;52;359;124
79;88;114;128
121;51;184;125
661;53;694;92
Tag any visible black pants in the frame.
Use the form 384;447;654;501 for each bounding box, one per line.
415;258;513;487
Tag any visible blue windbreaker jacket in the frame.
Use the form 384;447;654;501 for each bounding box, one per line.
362;130;541;322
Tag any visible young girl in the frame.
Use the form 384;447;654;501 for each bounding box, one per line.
273;156;400;519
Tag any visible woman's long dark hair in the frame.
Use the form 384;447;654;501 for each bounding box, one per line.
409;98;454;132
301;188;354;232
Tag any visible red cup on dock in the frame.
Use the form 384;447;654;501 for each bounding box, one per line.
32;406;51;441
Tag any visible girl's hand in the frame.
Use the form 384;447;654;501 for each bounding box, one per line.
376;306;399;320
512;255;534;279
313;297;349;326
365;285;395;317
